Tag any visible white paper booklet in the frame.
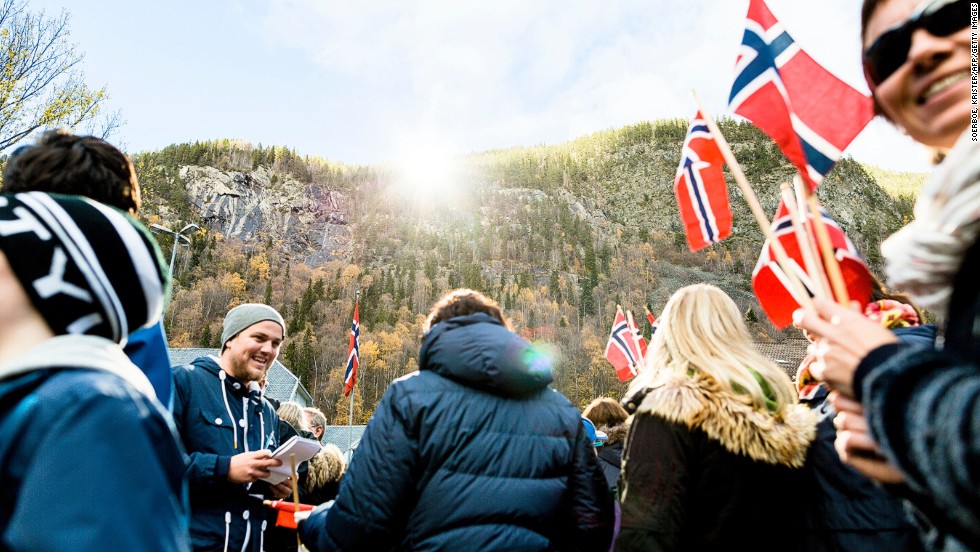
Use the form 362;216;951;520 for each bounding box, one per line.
259;435;322;485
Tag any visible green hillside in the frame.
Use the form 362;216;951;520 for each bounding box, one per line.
132;121;914;422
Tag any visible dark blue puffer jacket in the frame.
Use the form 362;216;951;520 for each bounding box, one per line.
300;313;614;551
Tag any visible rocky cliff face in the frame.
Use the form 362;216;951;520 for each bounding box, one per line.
178;165;353;266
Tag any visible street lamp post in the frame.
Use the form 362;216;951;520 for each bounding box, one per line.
150;223;200;278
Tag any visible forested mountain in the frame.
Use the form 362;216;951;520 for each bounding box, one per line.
131;120;918;424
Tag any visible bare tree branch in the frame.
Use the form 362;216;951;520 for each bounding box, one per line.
0;0;117;150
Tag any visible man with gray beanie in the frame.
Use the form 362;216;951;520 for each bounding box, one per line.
0;192;188;551
172;302;293;552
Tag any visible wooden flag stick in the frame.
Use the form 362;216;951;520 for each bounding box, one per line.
290;453;301;549
805;194;850;305
690;90;814;312
791;177;833;300
780;182;831;300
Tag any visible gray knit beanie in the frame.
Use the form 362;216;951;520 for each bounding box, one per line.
221;303;286;348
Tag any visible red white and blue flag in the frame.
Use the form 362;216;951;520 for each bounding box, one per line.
674;111;732;251
626;310;648;358
752;200;873;328
343;298;360;397
729;0;874;189
645;306;659;339
605;306;643;382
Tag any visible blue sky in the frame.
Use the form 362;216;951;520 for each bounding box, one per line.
30;0;933;173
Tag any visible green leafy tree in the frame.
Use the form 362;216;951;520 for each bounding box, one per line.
0;0;117;150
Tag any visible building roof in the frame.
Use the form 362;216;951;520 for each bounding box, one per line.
322;425;366;453
753;338;808;379
168;348;313;407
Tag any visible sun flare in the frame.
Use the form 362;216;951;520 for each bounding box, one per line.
390;134;459;202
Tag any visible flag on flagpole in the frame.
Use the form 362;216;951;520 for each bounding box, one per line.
343;298;360;397
729;0;874;189
752;200;873;327
605;306;643;382
626;310;648;357
674;110;732;251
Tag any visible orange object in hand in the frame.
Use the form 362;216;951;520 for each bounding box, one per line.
263;499;314;529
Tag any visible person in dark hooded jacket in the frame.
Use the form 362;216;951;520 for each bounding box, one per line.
299;288;614;551
583;397;629;497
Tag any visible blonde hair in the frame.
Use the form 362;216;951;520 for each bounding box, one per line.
277;401;307;431
304;443;347;493
629;284;797;412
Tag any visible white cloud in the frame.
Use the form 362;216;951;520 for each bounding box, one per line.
31;0;935;172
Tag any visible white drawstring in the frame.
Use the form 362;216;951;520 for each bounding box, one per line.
239;510;251;552
260;520;267;552
259;409;265;449
223;511;232;552
219;371;238;450
242;397;250;452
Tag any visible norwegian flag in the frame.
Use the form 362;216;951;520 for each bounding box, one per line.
729;0;873;189
343;298;360;397
626;310;648;357
645;306;659;338
752;201;873;328
605;306;643;382
675;111;732;250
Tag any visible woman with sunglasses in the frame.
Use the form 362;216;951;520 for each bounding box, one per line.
794;0;978;549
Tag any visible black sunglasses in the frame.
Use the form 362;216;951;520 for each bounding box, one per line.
862;0;969;87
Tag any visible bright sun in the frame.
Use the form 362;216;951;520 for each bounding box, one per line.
390;134;459;202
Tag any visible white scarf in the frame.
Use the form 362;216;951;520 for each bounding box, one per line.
882;132;980;317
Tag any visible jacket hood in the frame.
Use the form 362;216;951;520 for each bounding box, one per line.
0;334;155;398
628;372;816;468
598;421;630;446
418;312;554;397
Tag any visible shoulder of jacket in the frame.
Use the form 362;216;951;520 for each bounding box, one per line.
637;373;816;467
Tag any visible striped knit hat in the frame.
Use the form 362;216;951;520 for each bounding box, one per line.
0;192;169;345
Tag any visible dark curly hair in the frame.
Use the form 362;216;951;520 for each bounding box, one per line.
422;288;509;333
2;129;141;214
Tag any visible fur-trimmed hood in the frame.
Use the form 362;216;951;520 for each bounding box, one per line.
627;372;816;468
598;421;629;446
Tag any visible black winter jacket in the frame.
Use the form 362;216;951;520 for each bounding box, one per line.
300;313;614;551
617;372;816;551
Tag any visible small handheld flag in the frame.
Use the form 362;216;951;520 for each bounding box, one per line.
263;500;315;530
605;306;643;382
644;306;659;339
626;310;648;357
752;200;873;327
674;110;732;250
729;0;873;189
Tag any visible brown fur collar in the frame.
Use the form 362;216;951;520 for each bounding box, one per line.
635;373;816;468
598;422;629;446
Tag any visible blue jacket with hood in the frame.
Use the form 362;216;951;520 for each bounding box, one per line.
0;335;189;552
172;354;281;552
299;313;614;552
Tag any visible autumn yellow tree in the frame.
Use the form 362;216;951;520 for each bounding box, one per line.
0;0;117;151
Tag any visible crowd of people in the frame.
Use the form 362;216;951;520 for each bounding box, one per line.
0;0;976;550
